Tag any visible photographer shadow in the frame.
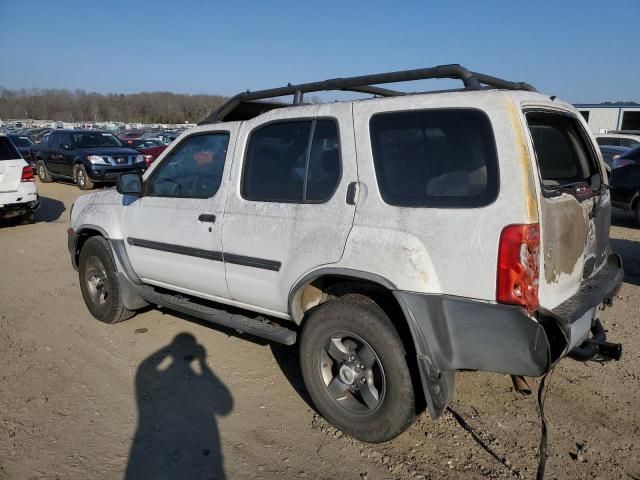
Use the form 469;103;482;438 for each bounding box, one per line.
125;333;233;480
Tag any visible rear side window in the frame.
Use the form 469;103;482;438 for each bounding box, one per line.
242;119;341;203
370;109;499;207
0;137;21;160
527;112;599;189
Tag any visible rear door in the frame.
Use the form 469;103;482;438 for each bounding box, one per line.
0;137;24;193
45;132;64;174
58;132;75;176
525;109;610;308
222;103;357;314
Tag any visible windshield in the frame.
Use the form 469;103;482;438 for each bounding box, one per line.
73;132;123;148
9;136;35;147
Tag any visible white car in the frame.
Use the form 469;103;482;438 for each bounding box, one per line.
0;135;39;221
596;132;640;149
68;65;623;443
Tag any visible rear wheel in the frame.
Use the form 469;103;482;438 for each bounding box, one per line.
36;161;52;183
634;199;640;227
300;295;415;443
78;236;135;324
75;165;94;190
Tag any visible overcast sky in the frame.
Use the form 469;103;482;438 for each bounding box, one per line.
1;0;638;103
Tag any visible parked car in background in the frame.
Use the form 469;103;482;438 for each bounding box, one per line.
32;130;146;190
121;138;167;166
605;145;640;224
6;134;36;172
599;145;631;167
143;132;178;145
0;135;39;221
596;132;640;149
118;130;144;141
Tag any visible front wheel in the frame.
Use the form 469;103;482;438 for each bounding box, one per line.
300;295;415;443
78;236;135;324
75;165;95;190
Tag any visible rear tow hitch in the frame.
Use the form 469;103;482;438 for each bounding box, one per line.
568;319;622;362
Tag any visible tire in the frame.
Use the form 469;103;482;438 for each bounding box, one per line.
36;160;53;183
634;200;640;227
300;294;415;443
75;165;94;190
78;236;135;324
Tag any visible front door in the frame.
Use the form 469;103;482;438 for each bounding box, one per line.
121;128;236;300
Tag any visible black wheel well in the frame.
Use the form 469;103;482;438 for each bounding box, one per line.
294;275;426;412
74;228;105;265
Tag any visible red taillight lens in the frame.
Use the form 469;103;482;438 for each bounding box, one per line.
497;223;540;313
21;166;35;182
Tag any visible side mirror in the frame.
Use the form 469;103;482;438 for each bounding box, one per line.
61;143;71;150
117;173;143;196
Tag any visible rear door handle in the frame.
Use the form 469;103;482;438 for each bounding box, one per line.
198;213;216;223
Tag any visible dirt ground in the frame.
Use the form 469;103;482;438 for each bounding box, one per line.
1;180;638;480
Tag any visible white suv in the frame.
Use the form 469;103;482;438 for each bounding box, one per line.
0;135;39;221
68;65;623;442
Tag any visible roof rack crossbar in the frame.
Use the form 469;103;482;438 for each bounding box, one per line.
200;64;537;124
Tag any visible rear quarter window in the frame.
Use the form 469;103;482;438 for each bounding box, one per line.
369;109;499;208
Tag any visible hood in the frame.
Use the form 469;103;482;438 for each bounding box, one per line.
76;146;142;156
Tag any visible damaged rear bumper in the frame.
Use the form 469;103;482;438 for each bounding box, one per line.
394;253;623;418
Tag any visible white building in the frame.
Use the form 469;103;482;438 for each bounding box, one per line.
574;104;640;133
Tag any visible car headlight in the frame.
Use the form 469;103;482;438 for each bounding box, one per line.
86;155;108;164
135;155;144;163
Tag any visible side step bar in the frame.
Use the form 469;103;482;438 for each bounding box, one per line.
137;286;297;345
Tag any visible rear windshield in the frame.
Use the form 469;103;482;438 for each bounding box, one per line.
370;109;499;207
0;137;21;160
527;112;600;189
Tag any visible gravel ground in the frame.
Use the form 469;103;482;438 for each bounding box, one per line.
0;180;638;480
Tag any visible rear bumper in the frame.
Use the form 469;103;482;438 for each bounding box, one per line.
0;195;40;218
395;253;623;417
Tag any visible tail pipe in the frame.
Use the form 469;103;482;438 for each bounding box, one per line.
568;319;622;362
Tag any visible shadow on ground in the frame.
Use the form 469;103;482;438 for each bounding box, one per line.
34;196;66;222
125;333;233;480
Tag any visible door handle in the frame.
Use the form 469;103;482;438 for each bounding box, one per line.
198;213;216;223
346;182;359;205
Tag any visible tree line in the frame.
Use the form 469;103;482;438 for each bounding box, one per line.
0;87;229;124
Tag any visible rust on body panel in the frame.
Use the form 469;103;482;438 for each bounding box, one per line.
505;99;538;222
540;196;586;283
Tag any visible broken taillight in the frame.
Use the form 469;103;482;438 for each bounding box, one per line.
496;223;540;314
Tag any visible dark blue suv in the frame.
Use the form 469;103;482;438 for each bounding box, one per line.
33;130;147;190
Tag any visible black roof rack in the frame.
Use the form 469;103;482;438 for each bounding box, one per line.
199;64;537;124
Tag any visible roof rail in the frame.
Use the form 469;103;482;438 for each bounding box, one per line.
199;64;537;124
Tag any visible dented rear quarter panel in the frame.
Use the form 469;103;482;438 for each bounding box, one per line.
342;91;540;300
